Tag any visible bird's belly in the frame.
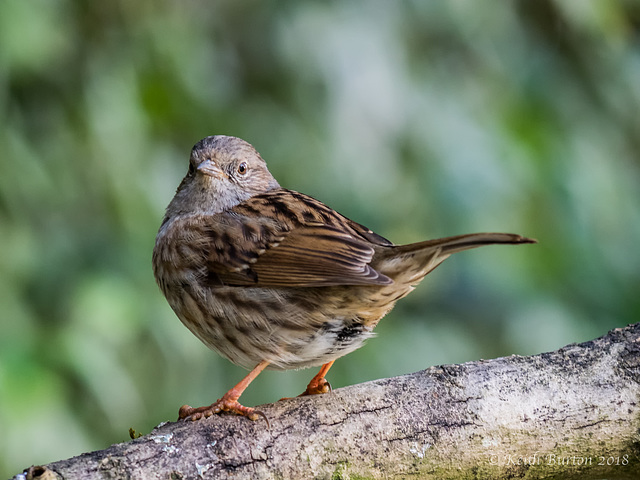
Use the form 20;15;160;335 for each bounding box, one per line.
171;285;385;370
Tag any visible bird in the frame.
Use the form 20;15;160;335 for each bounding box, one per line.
152;135;536;422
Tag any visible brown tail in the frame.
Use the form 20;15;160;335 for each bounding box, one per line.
375;233;536;285
395;232;537;256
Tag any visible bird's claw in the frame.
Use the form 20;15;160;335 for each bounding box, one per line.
178;400;269;427
300;378;332;396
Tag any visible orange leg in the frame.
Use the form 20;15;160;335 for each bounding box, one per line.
178;360;270;423
300;360;335;396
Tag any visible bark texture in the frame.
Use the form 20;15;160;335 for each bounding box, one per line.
16;323;640;480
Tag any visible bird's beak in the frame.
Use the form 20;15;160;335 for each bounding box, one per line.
197;158;226;178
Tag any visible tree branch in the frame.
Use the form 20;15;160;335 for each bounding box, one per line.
17;323;640;480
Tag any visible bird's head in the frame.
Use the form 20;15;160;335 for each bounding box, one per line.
166;135;280;217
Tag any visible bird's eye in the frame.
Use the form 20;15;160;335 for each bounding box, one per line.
237;162;248;175
188;163;196;175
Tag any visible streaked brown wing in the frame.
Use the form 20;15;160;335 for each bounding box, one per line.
247;225;391;286
202;190;393;287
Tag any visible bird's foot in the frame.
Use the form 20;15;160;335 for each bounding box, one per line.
178;396;268;425
280;361;335;400
299;376;332;396
278;378;332;401
177;360;270;424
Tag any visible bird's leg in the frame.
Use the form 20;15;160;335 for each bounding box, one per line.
178;360;270;423
300;360;335;396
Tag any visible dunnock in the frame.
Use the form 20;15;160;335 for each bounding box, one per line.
153;135;535;422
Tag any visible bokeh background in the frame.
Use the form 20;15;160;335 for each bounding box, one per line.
2;0;640;476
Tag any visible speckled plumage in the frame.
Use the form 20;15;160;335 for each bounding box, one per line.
152;135;535;421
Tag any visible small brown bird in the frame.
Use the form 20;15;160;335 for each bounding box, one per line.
153;135;535;422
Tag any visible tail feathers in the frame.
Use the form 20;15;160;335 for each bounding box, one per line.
372;232;535;297
395;232;537;256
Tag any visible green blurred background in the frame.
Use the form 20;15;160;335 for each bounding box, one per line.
1;0;639;476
